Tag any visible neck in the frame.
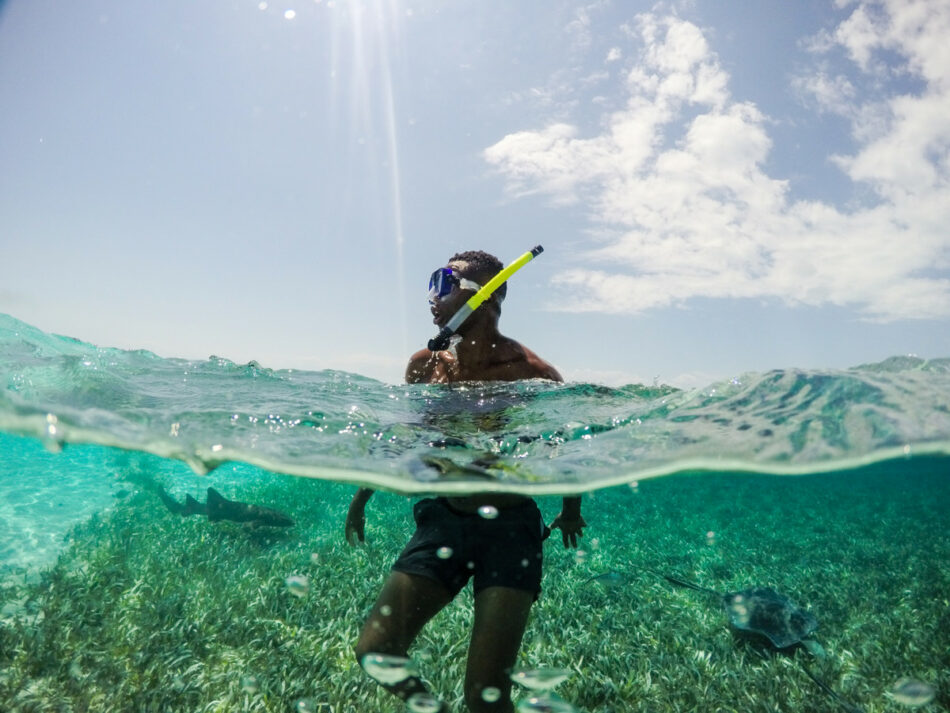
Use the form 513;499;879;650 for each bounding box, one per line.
452;316;504;366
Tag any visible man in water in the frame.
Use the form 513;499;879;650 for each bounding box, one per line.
345;250;586;712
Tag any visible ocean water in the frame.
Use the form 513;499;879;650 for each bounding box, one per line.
1;313;948;712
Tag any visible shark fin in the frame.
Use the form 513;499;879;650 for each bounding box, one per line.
183;494;206;517
205;487;227;521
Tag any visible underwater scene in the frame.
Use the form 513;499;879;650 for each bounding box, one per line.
1;313;949;712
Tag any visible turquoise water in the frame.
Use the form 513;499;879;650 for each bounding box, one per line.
3;313;949;495
2;311;950;571
1;314;949;712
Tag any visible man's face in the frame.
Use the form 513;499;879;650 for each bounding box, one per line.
430;260;477;327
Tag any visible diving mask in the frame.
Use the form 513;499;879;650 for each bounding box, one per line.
428;267;482;303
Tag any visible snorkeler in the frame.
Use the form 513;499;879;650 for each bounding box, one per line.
345;250;586;713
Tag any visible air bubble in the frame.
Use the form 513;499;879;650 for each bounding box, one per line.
481;686;501;702
436;546;453;559
889;678;935;707
516;695;580;712
510;667;572;691
478;505;499;520
285;575;310;597
43;414;63;452
407;692;443;712
361;653;419;685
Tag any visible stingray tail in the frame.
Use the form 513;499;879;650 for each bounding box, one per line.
800;662;865;713
644;568;720;596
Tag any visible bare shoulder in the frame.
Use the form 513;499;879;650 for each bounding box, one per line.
405;348;436;383
405;339;561;384
516;343;563;382
491;338;562;382
406;348;460;384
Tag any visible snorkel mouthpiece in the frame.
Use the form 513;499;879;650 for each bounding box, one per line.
427;245;544;352
427;328;455;353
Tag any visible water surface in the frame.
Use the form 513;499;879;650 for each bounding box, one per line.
1;315;947;712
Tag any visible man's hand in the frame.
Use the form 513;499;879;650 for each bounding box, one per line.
345;488;374;545
550;496;586;548
550;512;587;548
345;507;365;545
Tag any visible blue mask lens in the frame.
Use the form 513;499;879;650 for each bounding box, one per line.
428;268;458;301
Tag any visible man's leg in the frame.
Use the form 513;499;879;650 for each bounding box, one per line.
464;586;534;713
355;571;454;701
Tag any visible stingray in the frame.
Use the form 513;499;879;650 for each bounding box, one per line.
651;571;864;713
660;574;820;651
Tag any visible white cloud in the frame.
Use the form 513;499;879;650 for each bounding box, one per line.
484;5;950;321
565;1;612;53
792;69;857;115
565;6;593;51
834;3;883;70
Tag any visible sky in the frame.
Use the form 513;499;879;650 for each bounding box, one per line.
1;0;948;387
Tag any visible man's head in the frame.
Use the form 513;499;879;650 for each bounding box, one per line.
428;250;506;330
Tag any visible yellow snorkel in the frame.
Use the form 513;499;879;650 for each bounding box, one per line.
428;245;544;351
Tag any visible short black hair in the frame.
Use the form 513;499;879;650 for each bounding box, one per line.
449;250;507;302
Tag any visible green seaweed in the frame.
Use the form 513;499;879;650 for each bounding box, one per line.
1;458;948;712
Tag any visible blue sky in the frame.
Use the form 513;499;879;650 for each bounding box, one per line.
1;0;948;386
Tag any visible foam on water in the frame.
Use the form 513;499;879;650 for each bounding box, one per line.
2;314;949;497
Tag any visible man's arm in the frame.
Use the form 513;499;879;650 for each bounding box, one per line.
345;487;375;545
550;496;586;548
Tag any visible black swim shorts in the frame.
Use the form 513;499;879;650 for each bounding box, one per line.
392;497;549;600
